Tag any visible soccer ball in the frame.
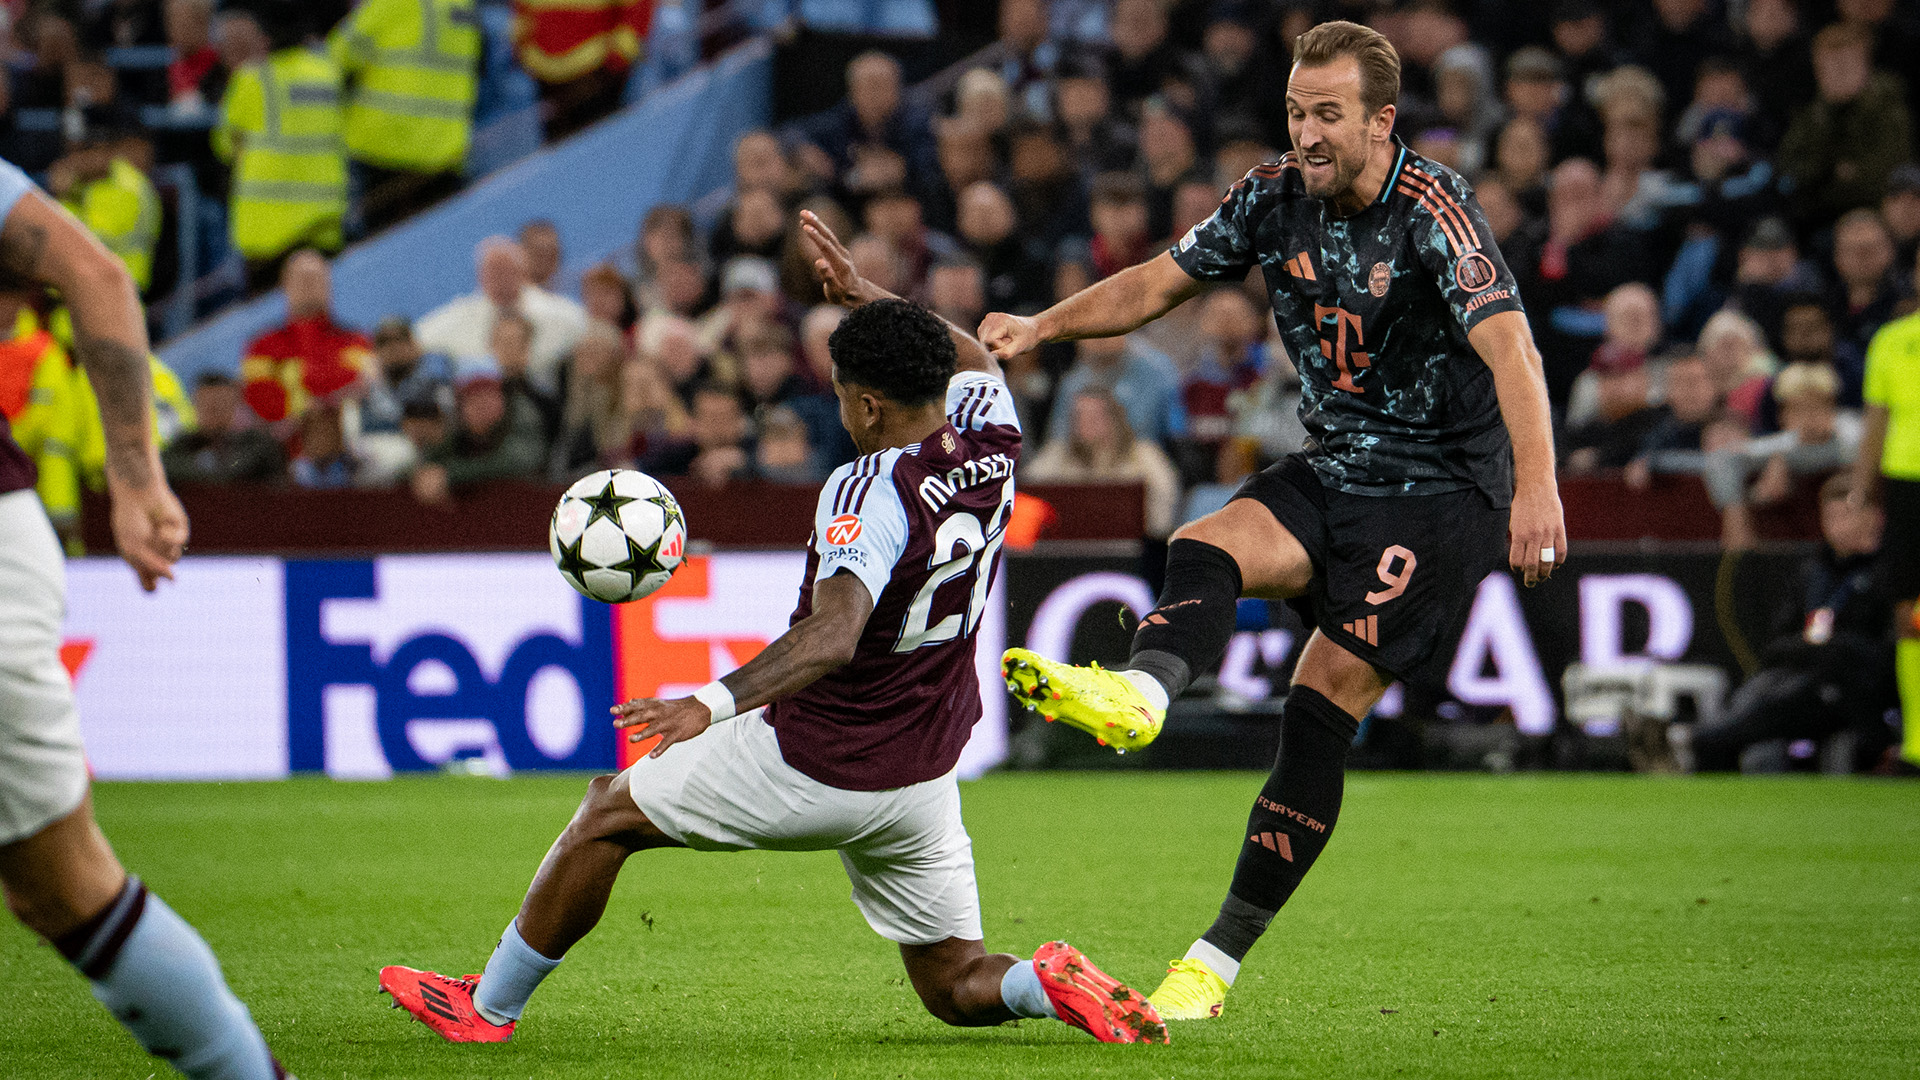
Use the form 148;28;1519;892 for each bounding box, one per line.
549;469;687;603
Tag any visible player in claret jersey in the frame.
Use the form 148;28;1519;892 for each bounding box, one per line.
379;212;1168;1046
984;21;1567;1022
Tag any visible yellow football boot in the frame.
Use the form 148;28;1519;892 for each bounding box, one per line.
1001;648;1164;752
1147;957;1229;1020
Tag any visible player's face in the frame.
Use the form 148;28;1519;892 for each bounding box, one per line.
1286;57;1389;202
832;371;884;455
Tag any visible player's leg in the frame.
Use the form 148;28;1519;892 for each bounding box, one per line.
1151;633;1385;1020
898;937;1020;1026
1897;600;1919;768
1004;459;1318;748
381;768;681;1040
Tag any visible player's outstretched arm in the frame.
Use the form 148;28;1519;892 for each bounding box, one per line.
1469;309;1567;587
0;190;186;590
976;252;1204;360
799;210;1000;377
612;570;874;756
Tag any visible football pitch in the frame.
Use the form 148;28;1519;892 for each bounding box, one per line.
1;773;1913;1079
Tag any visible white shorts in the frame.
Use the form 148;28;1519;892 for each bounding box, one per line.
624;713;982;946
0;490;88;846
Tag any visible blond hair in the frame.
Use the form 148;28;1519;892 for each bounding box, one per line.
1772;362;1840;404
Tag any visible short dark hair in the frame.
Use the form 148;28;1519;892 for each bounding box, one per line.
195;371;236;389
1293;19;1401;114
1089;171;1147;207
828;298;956;407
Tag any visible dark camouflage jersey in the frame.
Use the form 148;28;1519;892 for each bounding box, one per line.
1171;138;1522;505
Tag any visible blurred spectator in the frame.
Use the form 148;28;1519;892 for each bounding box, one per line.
977;0;1056;119
1087;171;1152;280
1737;0;1817;133
241;250;371;432
581;261;637;333
349;315;453;485
1594;66;1684;231
952;67;1013;144
641;312;709;404
1780;23;1913;227
1052;50;1137;175
86;0;166;49
399;397;448;470
162;373;285;485
15;11;81;111
790;51;938;202
1491;117;1550;216
864;187;957;292
1697;309;1777;427
642;382;753;487
1006;117;1088;251
928;120;998;233
846;233;909;301
1104;0;1207;121
739;321;806;416
513;0;650;140
1179;436;1261;527
289;403;359;489
1025;387;1182;540
790;304;857;467
753;404;823;483
697;256;786;357
1828;209;1903;356
710;187;789;268
331;0;478;235
487;311;562;440
1776;297;1865;408
165;0;227;114
732;129;797;199
1624;352;1727;488
1633;0;1735;109
1562;343;1661;473
1233;333;1308;462
1727;216;1823;345
1139;98;1200;240
956;181;1051;313
1183;288;1267;450
1201;2;1285;150
412;366;548;504
1525;158;1656;403
1711;363;1864;547
213;4;347;291
1503;45;1600;163
1547;0;1624;99
1681;474;1893;772
1882;164;1920;270
1567;282;1661;429
926;256;987;331
47;122;161;294
520;220;564;292
1050;333;1185;446
609;353;690;467
415;236;588;392
1433;44;1503;176
550;321;627;478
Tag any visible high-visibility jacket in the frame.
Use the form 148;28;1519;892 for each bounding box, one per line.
60;158;163;292
242;313;372;422
330;0;481;173
214;48;348;260
512;0;652;84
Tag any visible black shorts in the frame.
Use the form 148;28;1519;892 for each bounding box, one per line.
1883;477;1920;601
1230;454;1510;693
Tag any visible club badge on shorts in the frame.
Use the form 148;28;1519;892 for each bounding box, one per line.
1368;261;1391;297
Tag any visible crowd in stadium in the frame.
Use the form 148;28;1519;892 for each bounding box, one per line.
1;0;1915;553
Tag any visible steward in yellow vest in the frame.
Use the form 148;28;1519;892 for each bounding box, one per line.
331;0;480;175
49;125;163;294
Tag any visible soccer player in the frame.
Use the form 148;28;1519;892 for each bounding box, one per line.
1853;258;1920;775
982;21;1567;1020
378;212;1168;1046
0;160;291;1078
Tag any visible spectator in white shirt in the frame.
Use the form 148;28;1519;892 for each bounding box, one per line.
413;236;587;393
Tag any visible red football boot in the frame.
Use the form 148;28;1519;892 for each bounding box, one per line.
1032;941;1170;1044
378;966;515;1043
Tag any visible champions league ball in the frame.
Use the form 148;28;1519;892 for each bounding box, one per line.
548;469;687;603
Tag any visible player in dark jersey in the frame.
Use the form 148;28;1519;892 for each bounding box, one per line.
378;213;1169;1046
985;21;1567;1021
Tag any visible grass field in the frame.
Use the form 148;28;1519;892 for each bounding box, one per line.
1;773;1914;1079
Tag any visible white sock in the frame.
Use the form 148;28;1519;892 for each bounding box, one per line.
472;920;561;1026
1186;938;1240;985
1120;669;1171;712
998;959;1058;1019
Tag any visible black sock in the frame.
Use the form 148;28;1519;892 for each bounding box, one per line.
1128;538;1244;698
1202;686;1359;962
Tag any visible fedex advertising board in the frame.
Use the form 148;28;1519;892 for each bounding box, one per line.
65;553;1006;781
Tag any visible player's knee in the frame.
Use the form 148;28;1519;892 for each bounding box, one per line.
568;772;669;850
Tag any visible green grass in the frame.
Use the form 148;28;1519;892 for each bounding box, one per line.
1;773;1915;1079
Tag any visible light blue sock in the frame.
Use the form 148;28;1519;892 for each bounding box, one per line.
999;959;1057;1019
473;920;562;1025
71;881;280;1080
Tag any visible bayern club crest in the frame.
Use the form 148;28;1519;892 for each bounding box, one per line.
1368;261;1391;297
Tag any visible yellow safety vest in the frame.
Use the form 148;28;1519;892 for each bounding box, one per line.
60;158;162;292
214;48;348;260
330;0;480;173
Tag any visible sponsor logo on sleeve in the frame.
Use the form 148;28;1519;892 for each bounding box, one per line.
1455;252;1497;293
825;513;863;546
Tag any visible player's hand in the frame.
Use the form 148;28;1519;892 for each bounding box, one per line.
611;696;711;757
1508;482;1567;588
800;210;888;308
976;312;1042;360
109;478;188;592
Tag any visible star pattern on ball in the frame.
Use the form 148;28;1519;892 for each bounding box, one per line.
609;531;669;582
645;492;684;533
578;479;639;532
554;531;599;582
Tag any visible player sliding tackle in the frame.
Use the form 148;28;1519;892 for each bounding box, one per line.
378;211;1168;1045
983;21;1567;1022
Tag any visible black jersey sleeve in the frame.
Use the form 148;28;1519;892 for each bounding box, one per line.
1398;164;1525;335
1168;164;1275;281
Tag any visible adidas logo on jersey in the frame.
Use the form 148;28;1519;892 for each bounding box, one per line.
1283;252;1316;281
1342;614;1379;646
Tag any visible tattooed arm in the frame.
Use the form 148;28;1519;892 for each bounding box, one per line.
0;190;187;589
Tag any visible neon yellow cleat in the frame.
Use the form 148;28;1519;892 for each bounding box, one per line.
1001;648;1164;753
1147;958;1229;1020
